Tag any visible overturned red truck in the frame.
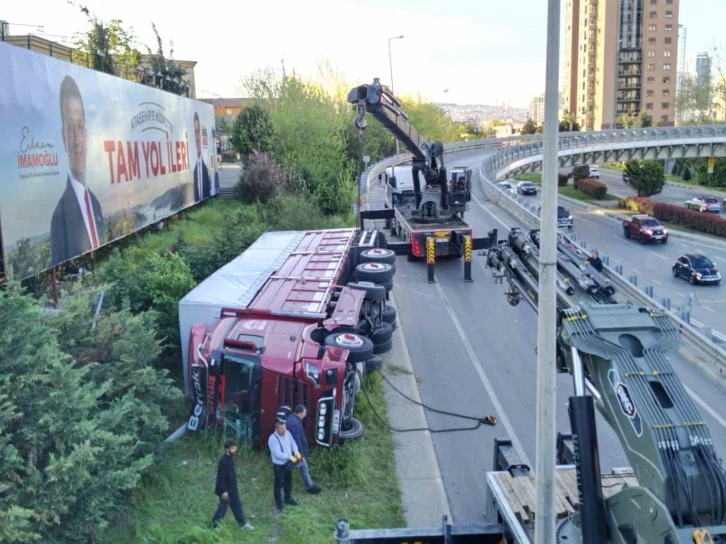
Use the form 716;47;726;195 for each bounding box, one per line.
179;228;398;448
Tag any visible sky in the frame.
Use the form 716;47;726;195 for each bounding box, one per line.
3;0;725;107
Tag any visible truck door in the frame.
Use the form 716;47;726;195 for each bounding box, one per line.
221;354;262;444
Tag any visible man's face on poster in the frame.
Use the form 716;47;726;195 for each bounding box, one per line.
194;117;202;158
62;96;87;183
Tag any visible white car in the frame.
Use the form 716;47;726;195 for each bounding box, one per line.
589;167;600;179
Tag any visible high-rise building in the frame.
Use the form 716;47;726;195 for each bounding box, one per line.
561;0;680;130
529;94;546;124
685;52;711;80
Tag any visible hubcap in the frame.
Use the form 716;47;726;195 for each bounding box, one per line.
336;333;364;348
360;262;388;271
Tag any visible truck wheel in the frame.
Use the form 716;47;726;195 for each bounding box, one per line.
357;319;372;336
348;281;386;300
325;332;374;363
340;417;365;442
356;262;395;283
365;355;383;372
373;337;393;355
378;279;393;293
382;305;397;324
370;322;393;345
360;248;396;266
624;229;630;239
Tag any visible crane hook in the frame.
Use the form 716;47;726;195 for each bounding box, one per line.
354;102;368;130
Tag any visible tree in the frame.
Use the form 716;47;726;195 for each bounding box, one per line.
69;2;140;79
624;160;665;197
572;165;590;180
675;73;715;123
559;110;580;132
615;111;653;129
0;284;181;542
231;104;276;159
520;118;537;135
143;23;188;96
683;167;692;181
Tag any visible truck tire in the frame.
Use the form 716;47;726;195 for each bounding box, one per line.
624;229;630;239
365;355;383;372
373;337;393;355
356;262;395;283
325;332;374;363
357;318;372;336
379;279;393;293
370;322;393;345
374;230;388;249
348;281;386;300
382;305;397;324
340;417;365;442
359;248;396;266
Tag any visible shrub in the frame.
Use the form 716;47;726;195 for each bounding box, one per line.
619;196;726;237
683;167;692;181
236;150;288;205
577;178;607;199
672;162;680;176
558;173;569;187
572;165;590;180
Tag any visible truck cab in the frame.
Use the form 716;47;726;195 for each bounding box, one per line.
448;166;473;213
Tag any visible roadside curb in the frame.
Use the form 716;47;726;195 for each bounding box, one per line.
380;291;452;526
557;193;726;250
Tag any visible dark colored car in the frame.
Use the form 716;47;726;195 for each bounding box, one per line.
517;181;537;195
673;254;721;285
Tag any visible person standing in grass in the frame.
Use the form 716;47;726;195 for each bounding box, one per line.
211;438;254;531
268;418;301;511
285;405;322;495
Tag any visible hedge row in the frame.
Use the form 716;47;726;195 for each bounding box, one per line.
576;178;608;199
558;173;568;186
619;196;726;237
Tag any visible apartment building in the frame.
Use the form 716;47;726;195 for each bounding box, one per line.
562;0;680;130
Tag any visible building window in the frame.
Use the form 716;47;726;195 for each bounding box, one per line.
650;11;657;18
648;77;655;83
665;10;672;17
663;76;670;83
648;64;656;71
664;50;671;57
663;89;670;96
665;37;672;44
665;24;672;31
666;0;672;3
648;51;656;57
649;24;656;31
661;115;669;122
647;90;654;97
662;102;670;109
649;37;656;44
646;103;654;109
663;63;671;70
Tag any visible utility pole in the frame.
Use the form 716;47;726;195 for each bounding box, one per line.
534;0;560;542
388;35;404;155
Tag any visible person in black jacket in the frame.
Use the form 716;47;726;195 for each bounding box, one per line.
211;439;254;530
286;405;322;494
589;249;604;273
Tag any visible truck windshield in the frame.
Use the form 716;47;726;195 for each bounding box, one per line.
222;354;262;444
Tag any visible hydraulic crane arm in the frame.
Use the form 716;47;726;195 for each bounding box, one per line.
486;228;726;543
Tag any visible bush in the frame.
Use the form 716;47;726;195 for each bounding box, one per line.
263;193;354;231
235;150;292;205
683;167;692;181
572;165;590;180
619;197;726;237
577;178;607;199
672;162;680;176
558;173;569;187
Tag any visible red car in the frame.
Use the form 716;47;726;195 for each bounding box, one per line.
622;214;668;244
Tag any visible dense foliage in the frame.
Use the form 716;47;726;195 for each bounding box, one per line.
575;178;608;199
624;160;666;197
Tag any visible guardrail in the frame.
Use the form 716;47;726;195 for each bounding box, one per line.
360;128;726;386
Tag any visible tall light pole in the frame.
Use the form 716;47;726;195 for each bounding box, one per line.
388;35;404;155
534;0;560;542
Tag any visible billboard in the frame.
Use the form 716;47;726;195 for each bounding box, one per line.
0;42;219;280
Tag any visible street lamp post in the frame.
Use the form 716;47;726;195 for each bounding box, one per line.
388;35;404;155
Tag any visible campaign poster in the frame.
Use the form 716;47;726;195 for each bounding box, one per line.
0;42;218;280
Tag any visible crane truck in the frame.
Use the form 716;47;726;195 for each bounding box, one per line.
333;227;726;543
351;79;488;281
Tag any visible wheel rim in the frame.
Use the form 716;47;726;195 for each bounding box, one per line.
366;249;390;257
335;333;365;349
360;262;389;272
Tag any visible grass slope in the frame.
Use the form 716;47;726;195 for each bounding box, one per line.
104;373;404;544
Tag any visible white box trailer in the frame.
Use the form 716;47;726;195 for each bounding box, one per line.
178;230;305;396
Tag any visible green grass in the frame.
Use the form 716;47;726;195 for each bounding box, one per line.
513;173;542;184
512;174;617;202
102;372;404;544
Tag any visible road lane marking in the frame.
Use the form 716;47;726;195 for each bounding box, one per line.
683;384;726;430
648;252;669;261
434;267;532;471
701;306;716;313
652;279;662;285
675;292;686;297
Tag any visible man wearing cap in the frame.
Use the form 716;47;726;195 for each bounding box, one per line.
268;417;301;511
589;249;604;273
285;405;322;495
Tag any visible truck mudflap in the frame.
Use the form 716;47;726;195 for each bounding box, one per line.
333;515;505;544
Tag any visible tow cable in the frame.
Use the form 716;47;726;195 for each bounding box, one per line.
359;369;497;434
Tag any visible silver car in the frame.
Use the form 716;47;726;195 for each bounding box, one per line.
685;196;721;213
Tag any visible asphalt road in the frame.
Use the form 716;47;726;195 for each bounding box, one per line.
371;150;726;525
511;179;726;336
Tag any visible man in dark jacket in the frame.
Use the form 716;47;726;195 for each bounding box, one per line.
589;249;604;273
286;405;322;494
212;439;254;530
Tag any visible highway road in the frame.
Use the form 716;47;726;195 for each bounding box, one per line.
510;176;726;337
368;149;726;525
